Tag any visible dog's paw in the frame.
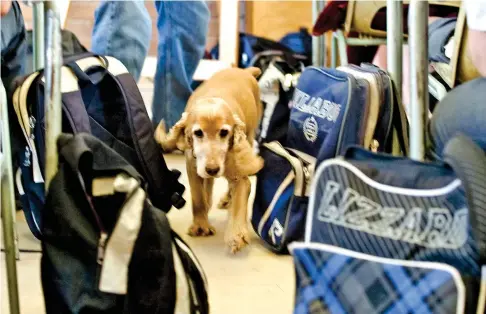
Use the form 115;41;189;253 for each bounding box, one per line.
225;230;250;254
217;194;231;209
188;222;216;237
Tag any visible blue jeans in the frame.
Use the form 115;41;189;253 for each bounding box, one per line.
1;1;27;95
92;0;210;128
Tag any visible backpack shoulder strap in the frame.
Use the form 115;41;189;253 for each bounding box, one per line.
443;134;486;260
391;78;410;156
57;67;92;134
171;230;209;314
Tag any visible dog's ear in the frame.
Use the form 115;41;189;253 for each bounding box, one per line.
230;114;264;176
154;112;189;152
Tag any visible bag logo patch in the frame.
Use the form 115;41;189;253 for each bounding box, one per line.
303;116;319;143
316;180;468;249
269;218;284;244
291;88;341;122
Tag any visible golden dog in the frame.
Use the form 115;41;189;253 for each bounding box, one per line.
154;67;264;253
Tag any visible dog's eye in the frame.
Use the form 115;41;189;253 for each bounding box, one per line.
194;129;203;138
220;129;229;138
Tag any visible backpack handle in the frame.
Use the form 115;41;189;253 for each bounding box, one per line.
64;55;110;86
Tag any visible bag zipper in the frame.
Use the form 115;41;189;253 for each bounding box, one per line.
359;63;395;149
75;171;108;265
343;65;384;151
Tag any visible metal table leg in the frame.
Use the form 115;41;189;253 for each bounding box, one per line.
408;0;429;161
44;0;62;190
1;81;20;314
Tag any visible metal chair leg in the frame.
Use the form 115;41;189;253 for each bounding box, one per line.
331;32;337;68
44;0;62;190
33;1;45;71
1;81;21;314
387;0;403;100
312;0;327;67
409;0;429;161
336;30;348;66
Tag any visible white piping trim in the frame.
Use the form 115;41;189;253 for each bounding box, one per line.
305;158;462;242
172;243;191;314
174;237;208;290
337;66;381;149
14;73;44;183
15;168;25;196
257;171;295;236
288;242;466;314
264;142;305;196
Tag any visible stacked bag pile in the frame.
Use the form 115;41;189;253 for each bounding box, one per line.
251;62;486;313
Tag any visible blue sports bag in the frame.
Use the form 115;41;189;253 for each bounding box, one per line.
252;65;409;253
291;135;486;314
288;64;408;160
251;142;315;253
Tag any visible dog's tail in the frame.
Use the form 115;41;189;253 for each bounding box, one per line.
154;120;176;153
245;67;262;78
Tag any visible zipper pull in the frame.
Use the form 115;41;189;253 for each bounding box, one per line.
302;166;311;196
23;147;31;167
97;232;108;265
303;167;310;183
29;116;36;140
29;116;36;130
370;139;380;152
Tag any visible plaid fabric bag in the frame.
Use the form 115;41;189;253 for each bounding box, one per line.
290;135;486;313
290;242;470;314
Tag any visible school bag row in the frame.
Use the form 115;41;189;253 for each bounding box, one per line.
252;63;486;314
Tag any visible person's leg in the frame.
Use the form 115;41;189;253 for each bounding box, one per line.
152;0;210;128
91;0;151;82
1;0;27;94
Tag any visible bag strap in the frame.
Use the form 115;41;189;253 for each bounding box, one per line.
64;54;110;86
390;77;410;156
58;67;92;134
37;65;92;134
171;230;209;314
443;134;486;261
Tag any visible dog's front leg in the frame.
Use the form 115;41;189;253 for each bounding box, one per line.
225;177;251;253
187;155;216;236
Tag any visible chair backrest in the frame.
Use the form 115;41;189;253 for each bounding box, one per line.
433;5;481;87
450;7;481;85
344;0;462;38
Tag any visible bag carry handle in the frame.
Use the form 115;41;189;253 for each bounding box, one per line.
443;134;486;261
64;54;110;85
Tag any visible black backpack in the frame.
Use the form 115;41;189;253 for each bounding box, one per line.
42;133;208;314
12;53;185;239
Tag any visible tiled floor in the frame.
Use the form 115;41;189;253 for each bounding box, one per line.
1;80;295;314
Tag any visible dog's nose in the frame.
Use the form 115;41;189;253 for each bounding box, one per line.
205;166;220;176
